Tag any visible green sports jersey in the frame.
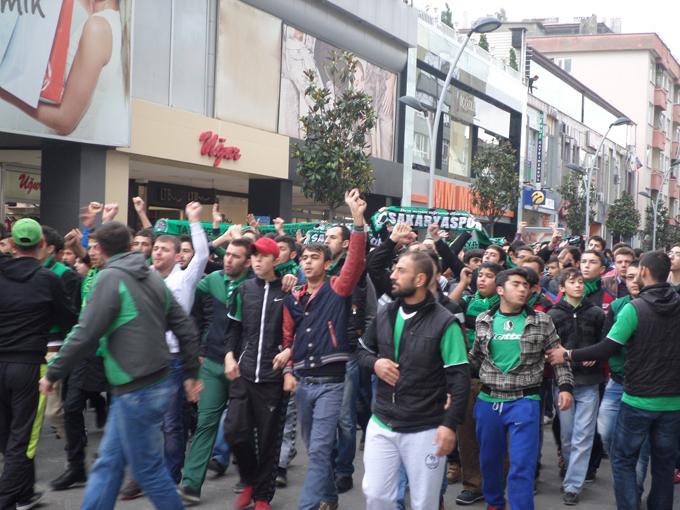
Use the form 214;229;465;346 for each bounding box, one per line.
607;303;680;411
607;296;631;380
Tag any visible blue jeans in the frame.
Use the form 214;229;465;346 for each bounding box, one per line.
475;398;540;510
212;408;231;466
81;377;184;510
162;357;186;484
611;403;680;510
296;380;344;510
556;384;599;494
335;358;359;477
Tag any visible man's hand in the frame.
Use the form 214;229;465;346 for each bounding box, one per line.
185;201;203;224
102;203;119;223
273;217;286;236
39;376;55;395
558;391;573;411
79;203;100;229
389;223;412;245
227;224;242;240
374;358;400;386
247;213;259;228
283;373;297;393
459;267;473;287
345;188;367;226
132;197;146;214
546;346;568;366
295;229;304;244
281;274;298;293
428;222;441;242
224;353;241;381
184;378;203;403
434;426;457;457
517;221;527;234
273;348;291;370
212;203;223;227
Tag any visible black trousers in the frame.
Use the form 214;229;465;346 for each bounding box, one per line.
62;380;96;468
0;362;43;509
224;378;288;503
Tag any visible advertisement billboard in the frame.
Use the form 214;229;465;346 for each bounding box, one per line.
278;24;397;161
0;0;132;146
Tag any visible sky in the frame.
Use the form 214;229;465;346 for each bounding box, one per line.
412;0;680;62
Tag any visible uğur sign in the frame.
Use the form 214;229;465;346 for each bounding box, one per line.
199;131;241;167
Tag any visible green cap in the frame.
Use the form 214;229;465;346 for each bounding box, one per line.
12;218;43;247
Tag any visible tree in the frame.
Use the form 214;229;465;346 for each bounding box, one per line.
292;52;376;220
508;48;518;71
558;172;597;235
440;3;453;28
478;34;489;51
605;192;641;243
641;200;670;250
470;139;520;235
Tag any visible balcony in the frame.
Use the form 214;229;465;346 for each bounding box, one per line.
654;87;668;110
674;104;680;124
670;178;679;199
652;129;666;150
673;141;679;157
651;171;663;191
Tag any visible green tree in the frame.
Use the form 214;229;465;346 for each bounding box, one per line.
508;48;518;71
292;52;376;220
478;34;490;51
440;3;453;28
605;192;641;243
641;200;670;250
558;172;597;235
470;139;520;235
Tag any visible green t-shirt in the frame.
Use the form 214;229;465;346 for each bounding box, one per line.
373;307;468;430
607;296;631;380
608;303;680;411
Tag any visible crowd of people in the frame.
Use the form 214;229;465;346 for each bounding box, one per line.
0;191;679;510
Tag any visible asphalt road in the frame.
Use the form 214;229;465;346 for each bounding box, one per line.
12;410;680;509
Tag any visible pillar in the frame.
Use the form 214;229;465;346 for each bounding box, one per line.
247;178;292;221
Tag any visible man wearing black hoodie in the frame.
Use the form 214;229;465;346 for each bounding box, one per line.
0;218;78;510
548;250;680;510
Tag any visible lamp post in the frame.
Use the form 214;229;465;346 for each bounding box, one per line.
639;158;680;250
399;16;501;208
565;116;633;237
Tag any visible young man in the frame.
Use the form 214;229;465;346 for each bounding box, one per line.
482;245;506;266
603;247;635;298
450;261;503;506
0;219;78;510
548;251;680;510
41;221;202;510
587;236;606;253
541;255;561;297
548;268;605;505
558;246;581;270
578;250;615;312
178;234;196;270
131;228;154;263
274;235;300;278
358;250;470;510
223;237;292;510
471;268;574;510
282;189;367;510
668;244;680;290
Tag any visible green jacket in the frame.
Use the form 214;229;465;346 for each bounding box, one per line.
47;252;200;394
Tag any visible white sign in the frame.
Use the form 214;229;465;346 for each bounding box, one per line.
3;169;41;202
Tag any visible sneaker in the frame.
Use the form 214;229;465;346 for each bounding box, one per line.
543;415;553;425
275;467;287;488
50;465;87;491
233;480;247;494
208;458;227;476
674;468;680;484
120;480;143;501
254;501;272;510
585;471;596;483
487;506;504;510
233;485;253;510
456;489;484;505
335;475;353;494
319;502;339;510
447;462;461;484
563;492;579;505
16;492;43;510
178;485;201;505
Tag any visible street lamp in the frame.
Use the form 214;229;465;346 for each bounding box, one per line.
399;16;501;208
564;117;633;237
640;158;680;250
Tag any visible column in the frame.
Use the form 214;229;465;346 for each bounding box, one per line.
248;178;292;220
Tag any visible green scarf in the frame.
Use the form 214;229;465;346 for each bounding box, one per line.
527;291;540;308
584;278;601;297
82;268;99;307
275;259;299;278
326;256;345;276
464;292;500;348
224;273;248;320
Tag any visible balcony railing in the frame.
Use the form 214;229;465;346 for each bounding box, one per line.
650;171;663;191
673;103;680;125
669;177;679;199
652;129;666;150
654;87;668;110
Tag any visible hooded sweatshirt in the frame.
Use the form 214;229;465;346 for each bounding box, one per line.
0;254;78;363
46;251;200;394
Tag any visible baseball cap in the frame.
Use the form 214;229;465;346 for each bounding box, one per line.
11;218;43;248
252;237;279;258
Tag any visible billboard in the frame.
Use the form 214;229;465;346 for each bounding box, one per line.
0;0;132;146
278;25;397;161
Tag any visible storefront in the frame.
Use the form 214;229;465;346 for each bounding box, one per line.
0;164;41;231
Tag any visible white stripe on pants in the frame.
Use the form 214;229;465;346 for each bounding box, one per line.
362;419;445;510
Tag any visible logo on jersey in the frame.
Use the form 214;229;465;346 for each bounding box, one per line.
503;320;514;331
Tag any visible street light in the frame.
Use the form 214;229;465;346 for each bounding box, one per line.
400;16;501;208
640;158;680;250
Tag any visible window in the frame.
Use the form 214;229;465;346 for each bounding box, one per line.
447;120;472;177
648;103;655;127
554;58;572;73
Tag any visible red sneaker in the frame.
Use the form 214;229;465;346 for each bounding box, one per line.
674;469;680;484
233;485;253;510
254;501;272;510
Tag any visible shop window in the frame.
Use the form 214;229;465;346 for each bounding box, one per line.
447;120;472;178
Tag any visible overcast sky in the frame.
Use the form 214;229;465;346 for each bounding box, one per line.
413;0;680;62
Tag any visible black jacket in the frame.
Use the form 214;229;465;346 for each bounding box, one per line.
0;254;78;364
225;277;288;384
548;299;605;385
358;292;470;432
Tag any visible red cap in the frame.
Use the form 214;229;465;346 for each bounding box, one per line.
252;236;279;258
